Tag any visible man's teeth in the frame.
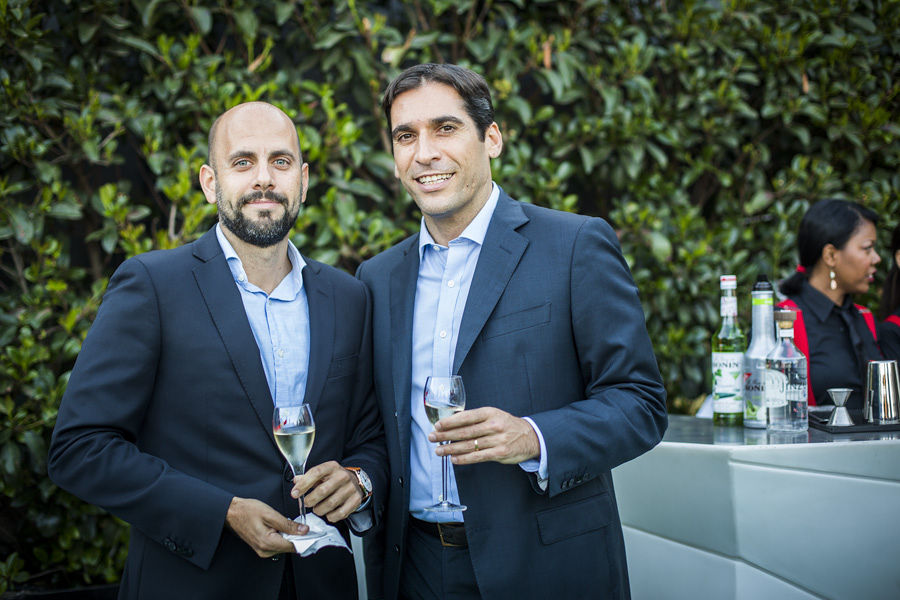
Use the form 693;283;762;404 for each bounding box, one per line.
417;174;452;184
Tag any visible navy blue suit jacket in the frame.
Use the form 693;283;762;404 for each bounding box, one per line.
48;227;387;599
357;191;667;599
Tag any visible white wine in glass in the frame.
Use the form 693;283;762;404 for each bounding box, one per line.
422;375;467;513
273;403;325;539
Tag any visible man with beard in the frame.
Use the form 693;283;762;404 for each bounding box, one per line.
48;102;386;599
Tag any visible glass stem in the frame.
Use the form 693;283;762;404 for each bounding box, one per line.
441;442;449;505
293;465;306;525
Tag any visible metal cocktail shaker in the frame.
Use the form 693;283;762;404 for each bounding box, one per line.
864;360;900;424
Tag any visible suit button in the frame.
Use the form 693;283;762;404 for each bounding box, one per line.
164;538;177;552
284;468;294;482
398;476;404;487
393;545;400;554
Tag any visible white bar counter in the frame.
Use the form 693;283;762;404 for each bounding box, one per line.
611;414;900;600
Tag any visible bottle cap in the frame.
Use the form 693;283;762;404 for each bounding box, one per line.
774;309;797;324
720;275;737;289
752;274;773;292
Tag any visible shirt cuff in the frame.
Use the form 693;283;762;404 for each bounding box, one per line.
347;503;374;533
519;417;548;491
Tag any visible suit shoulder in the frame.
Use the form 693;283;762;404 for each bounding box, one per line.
516;201;612;235
115;242;198;278
359;234;417;272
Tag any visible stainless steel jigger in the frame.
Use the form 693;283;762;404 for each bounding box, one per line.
826;388;854;426
864;360;900;424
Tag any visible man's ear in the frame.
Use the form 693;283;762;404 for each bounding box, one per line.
199;164;217;205
485;122;503;159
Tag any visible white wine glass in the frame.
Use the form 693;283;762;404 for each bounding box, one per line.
422;375;467;513
273;403;325;539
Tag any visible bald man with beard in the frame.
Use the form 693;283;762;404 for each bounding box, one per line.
49;102;387;599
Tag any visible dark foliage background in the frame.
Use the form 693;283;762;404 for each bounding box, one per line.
1;0;897;591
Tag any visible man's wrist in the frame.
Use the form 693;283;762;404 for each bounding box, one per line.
345;467;372;510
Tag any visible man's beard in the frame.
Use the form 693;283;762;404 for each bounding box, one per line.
217;185;300;248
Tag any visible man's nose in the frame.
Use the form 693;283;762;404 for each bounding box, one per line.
253;163;275;189
414;135;441;163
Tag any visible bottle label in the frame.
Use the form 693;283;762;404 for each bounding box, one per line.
752;296;774;306
743;369;768;425
764;369;788;407
720;296;737;317
712;352;743;413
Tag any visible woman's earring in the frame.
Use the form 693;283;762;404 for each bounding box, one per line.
830;270;837;290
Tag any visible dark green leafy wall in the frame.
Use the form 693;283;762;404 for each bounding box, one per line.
1;0;898;590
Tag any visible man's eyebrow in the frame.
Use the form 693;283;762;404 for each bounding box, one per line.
268;149;298;160
391;116;466;139
226;150;256;163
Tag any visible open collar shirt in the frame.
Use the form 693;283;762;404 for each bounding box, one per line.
409;184;547;523
215;223;310;407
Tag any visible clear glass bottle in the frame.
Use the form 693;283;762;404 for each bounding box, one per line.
742;275;777;428
765;310;808;432
712;275;746;426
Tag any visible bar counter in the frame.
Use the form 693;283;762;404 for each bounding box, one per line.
611;414;900;600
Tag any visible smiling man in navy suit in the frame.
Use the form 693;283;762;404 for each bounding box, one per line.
48;102;386;599
357;64;668;599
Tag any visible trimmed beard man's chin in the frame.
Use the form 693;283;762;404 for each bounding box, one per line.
219;211;296;248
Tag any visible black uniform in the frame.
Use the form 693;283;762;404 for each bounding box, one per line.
788;280;882;409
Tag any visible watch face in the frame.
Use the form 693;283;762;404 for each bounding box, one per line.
358;470;372;493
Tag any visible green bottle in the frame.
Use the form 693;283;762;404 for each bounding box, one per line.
712;275;746;426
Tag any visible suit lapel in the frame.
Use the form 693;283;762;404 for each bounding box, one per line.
191;229;276;448
390;235;420;470
453;193;529;375
302;261;332;414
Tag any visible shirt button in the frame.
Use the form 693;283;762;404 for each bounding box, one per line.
433;245;440;251
238;275;245;282
439;330;447;339
278;349;285;358
447;280;455;287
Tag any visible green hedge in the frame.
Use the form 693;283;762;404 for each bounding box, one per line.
1;0;898;591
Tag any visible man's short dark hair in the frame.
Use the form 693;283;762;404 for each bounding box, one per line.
382;63;495;141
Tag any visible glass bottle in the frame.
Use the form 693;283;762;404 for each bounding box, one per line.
742;275;777;428
712;275;746;426
765;310;808;432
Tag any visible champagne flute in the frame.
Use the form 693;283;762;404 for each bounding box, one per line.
273;403;325;539
422;375;467;513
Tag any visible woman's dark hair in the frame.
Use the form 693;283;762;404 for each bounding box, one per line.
780;199;880;296
879;222;900;319
381;63;495;141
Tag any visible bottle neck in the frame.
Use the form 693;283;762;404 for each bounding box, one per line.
720;289;737;318
777;326;794;339
750;292;775;340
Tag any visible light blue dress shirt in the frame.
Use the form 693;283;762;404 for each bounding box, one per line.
409;184;547;523
215;224;310;406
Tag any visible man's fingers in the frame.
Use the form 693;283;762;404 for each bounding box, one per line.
433;406;491;431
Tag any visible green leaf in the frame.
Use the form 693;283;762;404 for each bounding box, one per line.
234;9;259;40
8;205;34;244
113;34;162;59
275;2;294;26
191;7;213;35
47;202;82;220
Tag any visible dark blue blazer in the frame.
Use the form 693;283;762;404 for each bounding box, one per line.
357;191;667;599
48;227;387;599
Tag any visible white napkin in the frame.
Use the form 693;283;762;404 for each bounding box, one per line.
282;513;351;556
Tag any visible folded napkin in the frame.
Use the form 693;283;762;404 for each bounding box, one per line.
282;513;350;556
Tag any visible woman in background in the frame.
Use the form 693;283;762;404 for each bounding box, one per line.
778;199;883;409
878;222;900;360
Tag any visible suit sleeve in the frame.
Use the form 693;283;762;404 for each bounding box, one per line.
48;258;233;569
340;280;388;534
528;217;668;498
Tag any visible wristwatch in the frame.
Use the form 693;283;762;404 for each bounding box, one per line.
345;467;373;503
